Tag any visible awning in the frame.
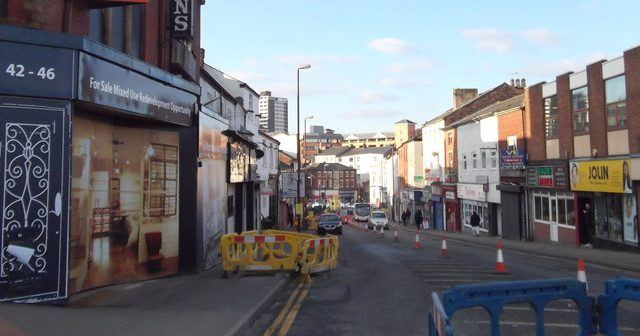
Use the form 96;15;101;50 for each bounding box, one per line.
222;129;259;149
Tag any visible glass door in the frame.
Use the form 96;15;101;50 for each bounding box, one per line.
550;197;559;242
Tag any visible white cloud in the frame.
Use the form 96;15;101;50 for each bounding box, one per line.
356;90;399;103
379;77;432;88
385;60;432;74
243;59;259;67
461;28;513;53
521;29;561;45
368;38;413;54
347;109;399;118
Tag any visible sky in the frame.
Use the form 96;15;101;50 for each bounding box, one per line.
201;0;640;135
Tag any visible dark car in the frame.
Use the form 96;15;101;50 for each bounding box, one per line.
317;213;342;235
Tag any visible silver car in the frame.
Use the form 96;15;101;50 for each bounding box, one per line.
368;211;389;230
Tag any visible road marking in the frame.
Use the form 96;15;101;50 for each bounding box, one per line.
462;320;579;328
278;284;310;336
424;279;479;283
262;283;303;336
503;306;577;313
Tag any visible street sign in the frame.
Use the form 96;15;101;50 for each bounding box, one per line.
281;172;304;198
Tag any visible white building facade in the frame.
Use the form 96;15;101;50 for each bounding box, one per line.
259;91;289;133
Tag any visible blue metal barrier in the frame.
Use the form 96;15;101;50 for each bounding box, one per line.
429;279;596;336
598;277;640;336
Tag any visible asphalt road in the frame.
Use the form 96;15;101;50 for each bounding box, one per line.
247;224;640;336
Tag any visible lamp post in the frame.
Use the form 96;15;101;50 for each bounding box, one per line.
303;115;314;164
296;64;311;232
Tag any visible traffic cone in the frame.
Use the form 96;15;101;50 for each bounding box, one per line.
495;241;507;274
413;231;422;249
577;259;588;291
380;226;385;237
394;230;399;242
440;234;448;256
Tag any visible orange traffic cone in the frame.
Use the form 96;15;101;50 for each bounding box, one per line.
440;234;448;256
495;241;507;274
413;231;422;249
577;259;588;291
394;229;399;242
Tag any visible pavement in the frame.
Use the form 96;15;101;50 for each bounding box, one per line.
390;221;640;273
0;265;288;336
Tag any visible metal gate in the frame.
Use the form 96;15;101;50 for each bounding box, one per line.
0;98;70;302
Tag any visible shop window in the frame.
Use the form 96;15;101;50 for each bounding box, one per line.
534;193;575;226
572;86;589;133
544;95;558;138
594;193;624;242
605;75;627;129
535;196;542;220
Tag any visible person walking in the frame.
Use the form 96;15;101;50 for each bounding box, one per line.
415;210;423;231
406;208;412;227
401;210;407;226
470;211;481;237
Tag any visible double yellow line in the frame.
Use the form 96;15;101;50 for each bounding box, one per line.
263;282;311;336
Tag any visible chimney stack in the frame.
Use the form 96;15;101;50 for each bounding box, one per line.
453;88;479;108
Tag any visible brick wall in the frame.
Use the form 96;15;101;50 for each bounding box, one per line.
556;73;574;159
443;83;523;126
625;46;640;153
587;60;608;156
524;84;546;161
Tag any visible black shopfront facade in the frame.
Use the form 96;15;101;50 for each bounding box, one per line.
0;25;199;302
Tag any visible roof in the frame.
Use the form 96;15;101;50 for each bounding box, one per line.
258;130;280;145
304;132;344;140
202;64;260;100
306;162;354;171
447;94;524;129
395;119;416;125
316;146;352;157
341;146;393;156
344;132;394;140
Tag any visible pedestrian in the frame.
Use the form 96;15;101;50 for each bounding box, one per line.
406;208;412;227
582;203;594;247
470;211;481;237
401;210;407;226
415;210;423;231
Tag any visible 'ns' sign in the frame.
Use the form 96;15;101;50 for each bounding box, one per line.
171;0;193;39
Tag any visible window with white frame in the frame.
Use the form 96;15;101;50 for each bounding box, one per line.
507;136;518;151
472;152;477;169
463;154;467;170
533;192;575;226
481;151;487;168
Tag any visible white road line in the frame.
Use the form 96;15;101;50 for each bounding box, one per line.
460;320;639;331
502;306;576;313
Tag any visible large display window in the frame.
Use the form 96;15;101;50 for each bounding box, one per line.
68;114;180;293
594;192;637;244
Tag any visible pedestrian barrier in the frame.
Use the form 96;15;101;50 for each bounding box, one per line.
428;279;596;336
598;277;640;335
220;230;339;279
298;235;339;275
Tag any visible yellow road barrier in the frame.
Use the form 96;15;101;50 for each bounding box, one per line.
219;230;338;277
298;235;339;275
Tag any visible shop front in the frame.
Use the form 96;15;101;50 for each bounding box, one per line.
442;184;460;232
429;183;444;230
570;159;638;250
526;163;575;245
0;27;199;302
457;183;498;235
226;133;258;234
197;110;228;271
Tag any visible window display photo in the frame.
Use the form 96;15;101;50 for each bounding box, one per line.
68;114;180;293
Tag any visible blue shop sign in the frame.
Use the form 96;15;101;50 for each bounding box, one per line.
500;149;526;170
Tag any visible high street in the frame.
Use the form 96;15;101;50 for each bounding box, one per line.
246;224;640;335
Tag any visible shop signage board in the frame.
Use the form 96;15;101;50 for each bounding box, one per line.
570;159;632;193
77;53;195;126
0;41;75;100
500;149;526;170
457;183;486;202
281;172;304;198
526;165;568;189
170;0;194;39
229;142;250;183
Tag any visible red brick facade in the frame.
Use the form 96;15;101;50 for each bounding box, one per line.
524;83;545;161
556;72;574;159
586;60;608;157
625;46;640;153
1;0;202;77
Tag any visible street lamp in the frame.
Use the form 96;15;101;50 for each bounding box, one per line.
296;64;311;232
303;115;314;164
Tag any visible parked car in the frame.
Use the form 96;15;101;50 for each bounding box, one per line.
317;213;342;235
339;208;354;224
368;211;389;230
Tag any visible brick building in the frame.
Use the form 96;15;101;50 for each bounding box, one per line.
305;163;357;204
0;0;203;302
525;46;640;250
